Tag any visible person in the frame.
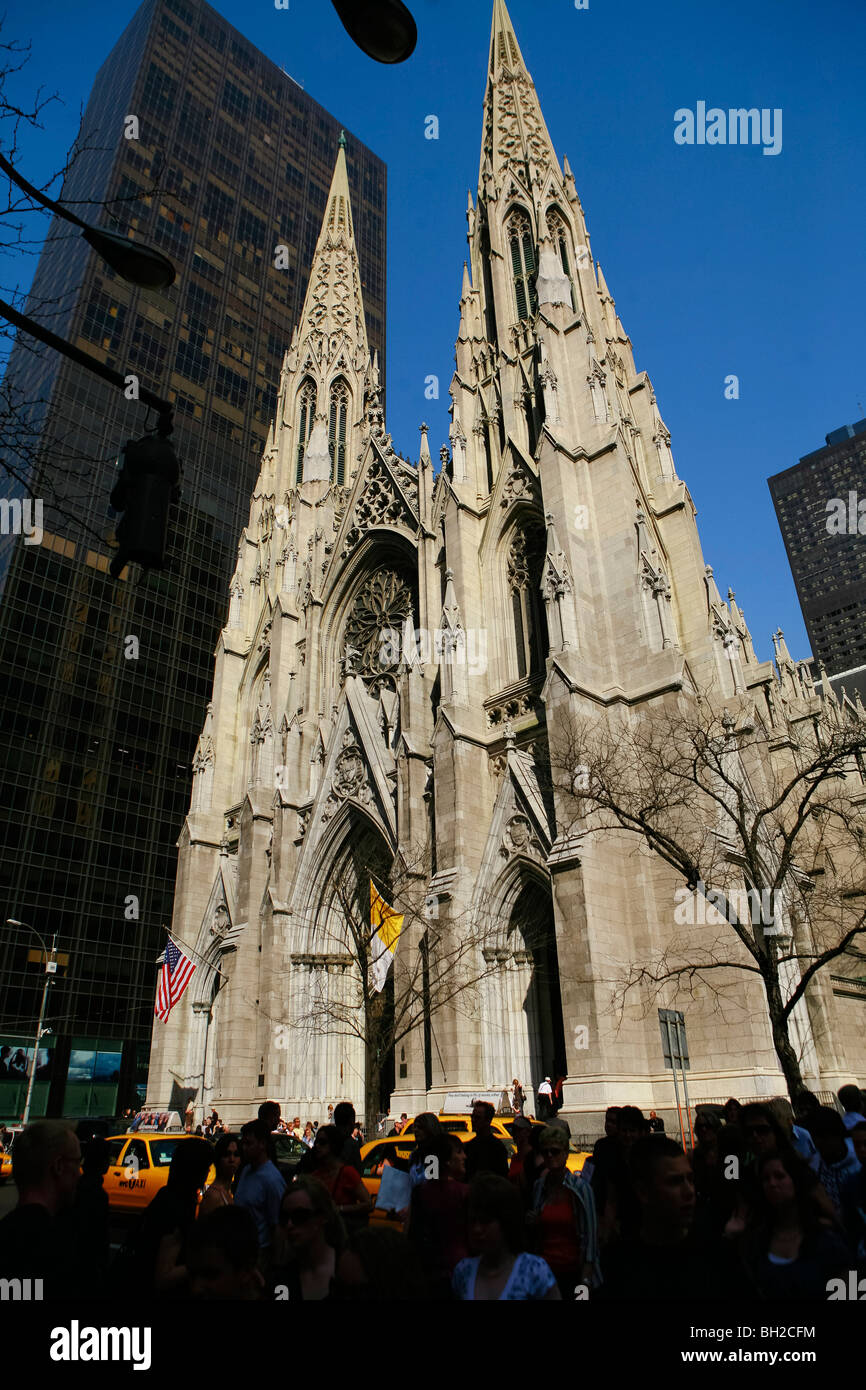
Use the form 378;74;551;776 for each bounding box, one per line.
0;1120;81;1293
771;1097;817;1164
334;1226;429;1300
289;1116;302;1139
235;1119;287;1263
598;1137;751;1301
0;1045;11;1078
529;1125;599;1295
511;1079;525;1117
308;1125;372;1234
723;1097;744;1129
552;1072;566;1114
406;1112;442;1191
301;1121;315;1147
648;1110;665;1134
333;1102;363;1173
57;1136;111;1294
258;1099;282;1133
689;1109;738;1239
452;1174;560;1301
406;1134;469;1296
806;1107;861;1212
270;1176;346;1300
391;1113;409;1136
594;1105;647;1244
738;1149;851;1299
840;1121;866;1257
184;1099;195;1134
126;1137;214;1295
186;1205;265;1300
327;1105;335;1124
838;1084;866;1132
464;1101;509;1179
508;1116;534;1200
199;1132;242;1217
536;1076;554;1121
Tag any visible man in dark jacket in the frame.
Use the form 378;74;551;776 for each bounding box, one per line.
464;1102;508;1179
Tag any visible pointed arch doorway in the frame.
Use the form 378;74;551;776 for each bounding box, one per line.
290;814;396;1124
483;874;567;1104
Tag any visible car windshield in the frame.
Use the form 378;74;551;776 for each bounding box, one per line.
106;1139;127;1166
150;1138;183;1167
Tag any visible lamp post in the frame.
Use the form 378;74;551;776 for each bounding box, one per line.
7;919;58;1126
0;149;176;422
0;151;176;290
329;0;417;63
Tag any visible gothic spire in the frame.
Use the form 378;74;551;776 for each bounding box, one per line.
480;0;563;194
296;140;370;362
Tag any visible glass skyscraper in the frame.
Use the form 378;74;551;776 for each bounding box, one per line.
769;419;866;704
0;0;386;1119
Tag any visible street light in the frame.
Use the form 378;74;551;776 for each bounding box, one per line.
0;150;176;290
330;0;417;63
6;919;58;1126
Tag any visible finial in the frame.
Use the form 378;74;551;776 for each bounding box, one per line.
504;721;516;750
338;130;347;149
420;422;428;434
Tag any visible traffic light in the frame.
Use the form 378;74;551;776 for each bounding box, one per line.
109;424;181;579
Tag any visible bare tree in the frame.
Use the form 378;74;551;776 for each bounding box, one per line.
0;23;180;541
547;689;866;1102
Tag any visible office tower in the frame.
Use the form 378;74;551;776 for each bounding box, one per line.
769;419;866;703
0;0;385;1119
147;0;866;1128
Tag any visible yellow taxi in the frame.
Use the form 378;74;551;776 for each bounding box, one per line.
0;1147;12;1184
399;1114;590;1175
103;1133;215;1213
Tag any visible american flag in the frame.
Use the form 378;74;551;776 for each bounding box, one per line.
155;937;196;1022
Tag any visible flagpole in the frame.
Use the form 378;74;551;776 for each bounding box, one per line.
160;924;229;983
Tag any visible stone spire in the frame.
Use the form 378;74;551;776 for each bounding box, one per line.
482;0;563;190
296;140;369;360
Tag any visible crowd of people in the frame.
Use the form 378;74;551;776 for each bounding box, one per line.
0;1084;863;1301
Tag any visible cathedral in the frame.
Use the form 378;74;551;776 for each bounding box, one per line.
146;1;866;1127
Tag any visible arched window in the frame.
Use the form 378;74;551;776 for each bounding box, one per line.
547;208;576;310
329;379;349;485
295;379;316;484
506;522;548;678
507;209;538;323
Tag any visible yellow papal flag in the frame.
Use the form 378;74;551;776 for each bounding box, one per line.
370;880;404;994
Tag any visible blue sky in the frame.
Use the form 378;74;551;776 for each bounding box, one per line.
3;0;866;663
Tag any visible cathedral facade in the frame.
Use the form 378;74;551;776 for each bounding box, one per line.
146;1;866;1126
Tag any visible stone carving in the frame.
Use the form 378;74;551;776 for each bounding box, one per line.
210;903;230;938
500;462;542;510
341;459;416;557
343;569;414;681
321;729;373;822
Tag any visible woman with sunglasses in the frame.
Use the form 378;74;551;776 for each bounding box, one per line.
199;1132;242;1218
270;1176;346;1300
528;1125;601;1296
